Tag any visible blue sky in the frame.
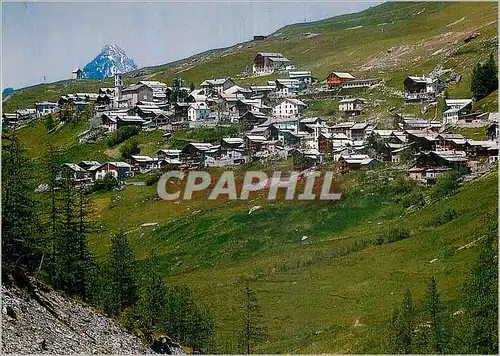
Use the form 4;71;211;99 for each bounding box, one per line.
2;1;378;89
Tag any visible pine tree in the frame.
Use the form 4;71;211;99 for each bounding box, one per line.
453;230;498;354
1;131;40;276
42;143;62;285
390;288;415;354
190;82;195;92
105;230;139;316
471;53;498;101
53;169;80;293
239;282;268;354
425;277;446;353
138;252;167;331
164;285;215;351
74;185;95;301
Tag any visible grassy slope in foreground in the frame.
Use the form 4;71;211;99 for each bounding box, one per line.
87;164;497;353
164;171;497;353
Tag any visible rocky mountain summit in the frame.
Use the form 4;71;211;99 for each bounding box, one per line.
1;277;184;354
82;44;138;79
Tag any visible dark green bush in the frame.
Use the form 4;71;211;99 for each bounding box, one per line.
433;209;458;226
432;171;461;199
91;173;119;192
107;126;141;147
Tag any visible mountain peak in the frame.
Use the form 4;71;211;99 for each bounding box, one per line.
82;44;138;79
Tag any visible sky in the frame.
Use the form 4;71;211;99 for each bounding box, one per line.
2;1;379;89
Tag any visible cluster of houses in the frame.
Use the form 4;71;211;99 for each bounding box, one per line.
58;112;498;187
3;51;498;187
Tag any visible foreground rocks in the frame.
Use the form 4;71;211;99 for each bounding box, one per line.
1;280;150;354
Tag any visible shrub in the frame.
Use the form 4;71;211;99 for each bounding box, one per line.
145;170;161;186
433;209;458;226
401;189;426;209
91;173;119;192
163;285;215;350
432;171;461;199
120;140;140;160
374;228;411;245
107;126;141;147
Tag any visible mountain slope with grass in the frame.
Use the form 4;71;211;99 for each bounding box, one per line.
4;1;498;113
85;163;497;353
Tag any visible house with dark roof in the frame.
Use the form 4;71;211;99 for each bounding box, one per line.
199;78;235;95
180;143;214;166
403;75;444;101
253;53;291;74
442;99;473;125
339;98;364;116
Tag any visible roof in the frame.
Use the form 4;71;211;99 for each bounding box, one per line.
62;163;87;172
372;129;393;137
445;99;472;107
200;78;232;86
339;98;364;104
139;80;168;88
222;137;244;144
330;72;355;79
118;116;145;123
35;101;58;106
187;142;213;151
98;161;131;169
131;155;154;162
245;135;267;142
240;110;268;120
250;85;276;91
300;117;321;124
351;122;369;130
438;133;465;140
256;52;284;58
331;133;350;140
224;85;252;94
189;102;209;110
431;150;468;162
157;149;181;155
289;71;312;77
268;57;291;63
281;98;307;107
122;83;148;93
79;160;101;166
332;122;356;129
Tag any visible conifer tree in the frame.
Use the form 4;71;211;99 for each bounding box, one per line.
425;277;446;353
74;185;95;301
138;252;167;331
53;169;80;293
1;131;40;276
471;53;498;101
105;230;139;315
390;288;415;354
42;143;62;284
239;282;268;354
164;285;215;351
453;230;498;354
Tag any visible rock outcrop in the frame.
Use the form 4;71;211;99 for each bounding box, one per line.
1;280;148;354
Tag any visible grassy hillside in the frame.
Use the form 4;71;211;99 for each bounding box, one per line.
4;2;498;113
85;164;498;353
